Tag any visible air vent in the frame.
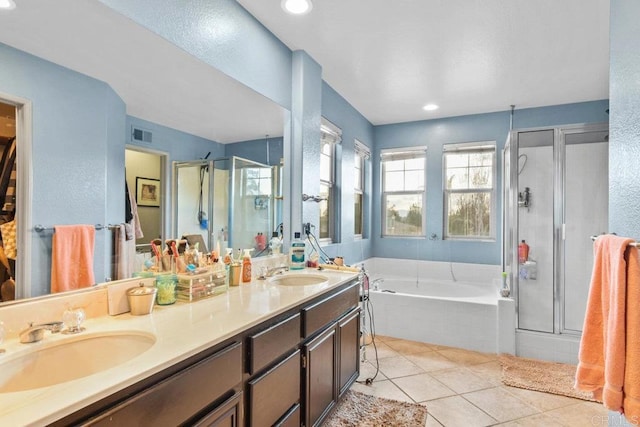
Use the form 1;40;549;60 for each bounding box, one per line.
132;126;152;143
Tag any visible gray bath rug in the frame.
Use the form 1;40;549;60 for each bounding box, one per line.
323;389;428;427
499;353;600;402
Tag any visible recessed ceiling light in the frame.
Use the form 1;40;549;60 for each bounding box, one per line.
423;104;439;111
281;0;313;15
0;0;16;10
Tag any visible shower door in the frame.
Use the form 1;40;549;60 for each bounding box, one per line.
507;124;608;335
172;160;214;252
559;127;608;333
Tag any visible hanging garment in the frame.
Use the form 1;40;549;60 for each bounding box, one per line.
113;224;136;280
0;218;16;259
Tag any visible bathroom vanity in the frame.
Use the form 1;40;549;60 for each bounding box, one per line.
0;269;360;427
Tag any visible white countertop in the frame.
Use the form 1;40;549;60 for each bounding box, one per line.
0;268;358;426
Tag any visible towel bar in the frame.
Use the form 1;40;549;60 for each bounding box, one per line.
34;224;119;233
591;234;640;247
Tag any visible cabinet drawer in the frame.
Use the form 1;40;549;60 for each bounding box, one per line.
85;342;242;426
302;281;359;338
248;349;301;427
276;403;300;427
248;313;301;375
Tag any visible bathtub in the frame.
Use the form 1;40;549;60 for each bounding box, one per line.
363;258;515;354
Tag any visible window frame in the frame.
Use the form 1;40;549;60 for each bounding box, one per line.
354;139;369;238
442;141;497;241
319;118;341;243
380;146;427;238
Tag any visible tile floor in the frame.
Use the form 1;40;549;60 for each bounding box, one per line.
352;335;610;426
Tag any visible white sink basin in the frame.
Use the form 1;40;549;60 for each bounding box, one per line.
269;273;329;286
0;331;156;393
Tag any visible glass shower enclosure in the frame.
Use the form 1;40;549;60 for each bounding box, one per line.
503;123;608;335
173;156;276;256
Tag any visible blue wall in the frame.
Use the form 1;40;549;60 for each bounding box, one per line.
0;43;225;297
320;82;375;264
0;42;125;296
372;101;609;265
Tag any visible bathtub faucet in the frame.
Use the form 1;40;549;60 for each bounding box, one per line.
370;278;384;291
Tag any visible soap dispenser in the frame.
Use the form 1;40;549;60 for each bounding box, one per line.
242;249;253;283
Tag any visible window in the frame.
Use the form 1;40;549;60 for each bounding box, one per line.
443;141;496;240
381;147;427;237
320;119;341;241
354;139;370;237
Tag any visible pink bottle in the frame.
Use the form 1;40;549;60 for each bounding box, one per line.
518;240;529;264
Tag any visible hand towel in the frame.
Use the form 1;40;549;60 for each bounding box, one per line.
623;246;640;421
50;225;95;293
575;234;632;412
113;224;136;280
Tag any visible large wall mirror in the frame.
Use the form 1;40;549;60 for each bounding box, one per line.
0;1;289;304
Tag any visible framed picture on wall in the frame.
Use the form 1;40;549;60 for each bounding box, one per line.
136;177;160;207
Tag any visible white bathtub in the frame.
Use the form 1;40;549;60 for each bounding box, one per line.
363;258;514;354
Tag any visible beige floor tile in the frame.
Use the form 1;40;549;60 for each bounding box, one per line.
503;386;581;412
392;373;456;402
544;401;610;426
357;360;387;383
378;356;425;378
437;348;496;365
425;413;443;426
405;351;460;372
425;395;497;427
429;367;495;394
385;338;437;355
350;379;413;403
463;387;539;422
368;341;400;359
468;360;504;386
494;413;564;427
374;334;400;343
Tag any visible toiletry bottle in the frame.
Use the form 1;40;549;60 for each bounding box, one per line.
242;249;253;283
255;233;266;251
290;232;305;270
269;232;281;255
518;240;529;264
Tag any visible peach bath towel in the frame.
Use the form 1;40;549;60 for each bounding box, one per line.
623;244;640;422
575;234;636;416
50;225;95;293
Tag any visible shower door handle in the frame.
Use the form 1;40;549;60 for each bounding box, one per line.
561;223;566;240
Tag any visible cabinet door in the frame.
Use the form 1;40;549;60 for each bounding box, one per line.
304;325;337;427
192;392;243;427
338;308;360;396
248;350;300;427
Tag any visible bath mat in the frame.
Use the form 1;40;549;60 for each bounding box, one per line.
323;389;428;427
499;354;601;402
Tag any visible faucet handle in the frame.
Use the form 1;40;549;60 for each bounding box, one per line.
62;308;85;334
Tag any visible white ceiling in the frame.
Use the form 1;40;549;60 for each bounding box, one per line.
0;0;610;143
238;0;610;125
0;0;285;143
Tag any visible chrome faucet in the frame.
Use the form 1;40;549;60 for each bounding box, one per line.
19;321;64;344
258;265;289;279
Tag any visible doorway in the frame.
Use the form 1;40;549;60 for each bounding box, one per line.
125;147;167;269
0;100;16;301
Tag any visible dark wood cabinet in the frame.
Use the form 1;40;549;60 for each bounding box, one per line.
338;308;360;397
303;324;337;427
81;342;242;427
55;278;360;427
247;350;300;427
193;392;243;427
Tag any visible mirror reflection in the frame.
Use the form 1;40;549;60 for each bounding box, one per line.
0;2;288;303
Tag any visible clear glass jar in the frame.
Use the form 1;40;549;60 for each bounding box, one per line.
155;274;177;305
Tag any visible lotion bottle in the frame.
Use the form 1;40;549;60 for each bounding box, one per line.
242;249;253;283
